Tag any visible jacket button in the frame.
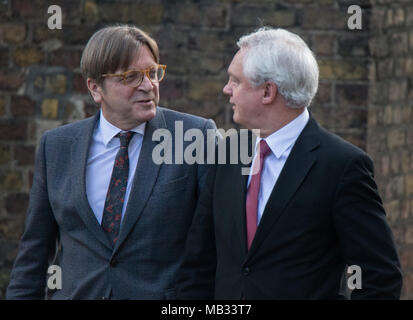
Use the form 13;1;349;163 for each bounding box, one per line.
110;257;118;267
243;267;250;276
101;296;108;300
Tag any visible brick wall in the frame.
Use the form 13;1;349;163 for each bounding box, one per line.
0;0;411;299
368;0;413;299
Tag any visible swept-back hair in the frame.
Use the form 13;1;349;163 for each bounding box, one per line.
237;27;319;108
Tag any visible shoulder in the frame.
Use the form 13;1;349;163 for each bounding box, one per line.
41;114;97;142
318;125;367;158
157;106;216;131
311;119;373;170
304;115;367;158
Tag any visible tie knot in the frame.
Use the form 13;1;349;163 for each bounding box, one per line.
117;131;135;147
259;139;271;158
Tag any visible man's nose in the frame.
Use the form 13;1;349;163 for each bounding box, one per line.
223;83;231;95
138;73;154;91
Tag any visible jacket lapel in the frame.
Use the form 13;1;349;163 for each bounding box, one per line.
114;108;167;252
71;112;113;250
246;117;320;258
232;167;249;255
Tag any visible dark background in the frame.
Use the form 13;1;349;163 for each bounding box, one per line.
0;0;412;299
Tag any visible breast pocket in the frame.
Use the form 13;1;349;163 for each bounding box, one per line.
152;175;188;194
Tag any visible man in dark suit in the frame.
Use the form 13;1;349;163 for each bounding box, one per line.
177;27;403;299
6;25;216;299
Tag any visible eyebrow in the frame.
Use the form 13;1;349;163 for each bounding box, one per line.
125;64;157;71
227;70;239;80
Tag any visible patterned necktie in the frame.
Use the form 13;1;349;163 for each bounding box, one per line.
101;131;135;246
245;139;271;250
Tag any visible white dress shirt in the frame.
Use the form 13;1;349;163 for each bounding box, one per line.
247;108;310;225
86;111;146;225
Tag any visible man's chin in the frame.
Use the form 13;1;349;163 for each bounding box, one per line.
232;113;251;130
232;112;241;126
142;106;157;121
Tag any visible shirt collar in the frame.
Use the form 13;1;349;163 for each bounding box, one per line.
99;110;146;147
257;108;309;159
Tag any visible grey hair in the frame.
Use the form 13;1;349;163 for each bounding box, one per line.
237;27;319;109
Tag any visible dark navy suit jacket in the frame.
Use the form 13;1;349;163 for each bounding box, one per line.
177;115;403;299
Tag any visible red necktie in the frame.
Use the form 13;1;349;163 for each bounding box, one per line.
246;139;271;250
101;131;135;246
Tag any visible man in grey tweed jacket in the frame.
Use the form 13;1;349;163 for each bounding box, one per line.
7;25;216;300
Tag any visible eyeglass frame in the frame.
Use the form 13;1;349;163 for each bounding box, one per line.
101;64;167;87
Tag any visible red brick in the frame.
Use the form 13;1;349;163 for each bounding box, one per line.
338;35;370;57
0;48;9;68
50;49;81;69
390;225;405;246
73;73;88;94
15;145;35;166
402;272;413;299
161;78;184;100
232;5;295;27
0;23;26;44
13;47;44;68
0;69;25;90
28;169;33;189
5;193;29;214
406;225;413;244
12;0;39;18
336;84;369;106
0;119;27;141
0;145;11;165
10;95;35;117
84;103;99;118
60;0;83;21
204;5;228;28
381;155;390;176
315;82;331;104
337;132;366;150
313;34;335;56
0;1;9;18
301;7;347;30
33;25;64;43
0;216;25;241
62;26;96;45
312;106;367;131
400;247;413;269
16;0;81;21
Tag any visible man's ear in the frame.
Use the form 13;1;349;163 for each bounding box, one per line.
87;78;103;104
262;82;277;105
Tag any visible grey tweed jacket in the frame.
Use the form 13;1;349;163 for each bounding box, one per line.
6;107;216;300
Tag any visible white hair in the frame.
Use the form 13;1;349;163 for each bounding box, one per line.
237;27;319;109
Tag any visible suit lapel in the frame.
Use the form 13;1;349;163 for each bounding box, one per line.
232;168;249;255
71;112;113;249
114;108;167;252
246;117;320;258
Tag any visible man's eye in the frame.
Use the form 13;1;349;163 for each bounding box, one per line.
125;73;138;81
149;69;157;78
